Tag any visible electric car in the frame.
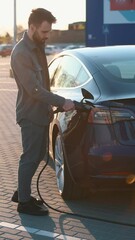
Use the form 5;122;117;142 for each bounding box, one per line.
48;45;135;200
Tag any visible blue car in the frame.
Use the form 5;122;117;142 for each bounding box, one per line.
48;45;135;200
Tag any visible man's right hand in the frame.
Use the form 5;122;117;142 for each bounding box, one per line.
62;99;75;112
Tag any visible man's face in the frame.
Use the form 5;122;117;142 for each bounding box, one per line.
32;21;52;46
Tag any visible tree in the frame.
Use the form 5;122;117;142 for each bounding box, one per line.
17;25;25;34
0;32;12;44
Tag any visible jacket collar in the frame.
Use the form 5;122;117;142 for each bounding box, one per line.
23;31;37;51
23;31;45;52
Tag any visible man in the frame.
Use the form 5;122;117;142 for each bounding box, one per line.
10;8;74;216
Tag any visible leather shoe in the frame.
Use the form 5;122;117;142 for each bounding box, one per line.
17;200;48;216
11;191;44;205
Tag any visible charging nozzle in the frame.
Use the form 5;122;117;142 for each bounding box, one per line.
53;101;93;114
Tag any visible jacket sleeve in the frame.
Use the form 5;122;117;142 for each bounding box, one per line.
11;51;65;107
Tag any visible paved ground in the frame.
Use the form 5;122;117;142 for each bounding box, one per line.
0;57;135;240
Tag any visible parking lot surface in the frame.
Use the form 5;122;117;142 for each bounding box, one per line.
0;57;135;240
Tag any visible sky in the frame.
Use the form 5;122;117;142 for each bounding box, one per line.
0;0;86;36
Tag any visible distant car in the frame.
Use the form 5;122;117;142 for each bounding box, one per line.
48;45;135;200
45;45;61;55
0;44;13;57
62;44;85;51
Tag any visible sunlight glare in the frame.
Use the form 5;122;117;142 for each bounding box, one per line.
0;0;86;35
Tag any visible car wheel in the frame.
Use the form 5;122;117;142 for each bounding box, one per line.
54;134;84;200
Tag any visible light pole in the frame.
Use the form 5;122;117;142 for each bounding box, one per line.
13;0;17;46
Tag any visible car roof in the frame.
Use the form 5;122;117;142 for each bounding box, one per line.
61;45;135;59
53;45;135;102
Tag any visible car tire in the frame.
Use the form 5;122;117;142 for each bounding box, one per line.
54;133;85;200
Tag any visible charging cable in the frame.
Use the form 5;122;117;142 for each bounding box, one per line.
37;151;135;227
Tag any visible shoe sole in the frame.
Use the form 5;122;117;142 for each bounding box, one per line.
17;203;49;216
17;205;49;216
17;209;49;216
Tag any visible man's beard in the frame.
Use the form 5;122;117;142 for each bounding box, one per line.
33;31;47;47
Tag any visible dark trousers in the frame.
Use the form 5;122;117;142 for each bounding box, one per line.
18;119;48;202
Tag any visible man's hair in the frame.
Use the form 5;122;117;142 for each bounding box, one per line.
28;8;56;27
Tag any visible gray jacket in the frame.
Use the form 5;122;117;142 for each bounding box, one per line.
11;31;65;126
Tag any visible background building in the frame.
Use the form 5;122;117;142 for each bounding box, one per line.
17;22;85;45
46;21;85;45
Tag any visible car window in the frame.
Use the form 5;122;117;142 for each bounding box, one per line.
104;61;135;82
98;56;135;82
76;67;89;85
50;55;89;88
49;57;62;84
117;61;135;80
